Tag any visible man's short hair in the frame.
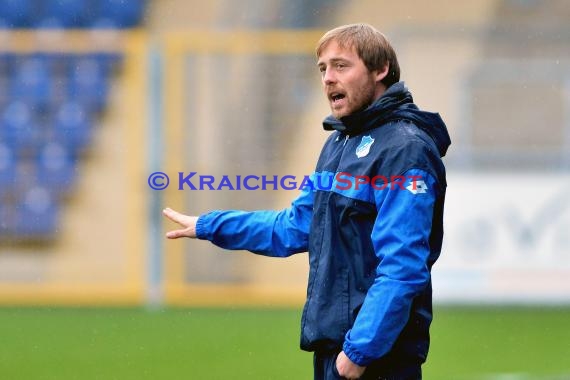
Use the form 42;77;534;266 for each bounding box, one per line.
316;23;400;88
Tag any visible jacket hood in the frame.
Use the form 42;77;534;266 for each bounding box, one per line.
322;82;451;157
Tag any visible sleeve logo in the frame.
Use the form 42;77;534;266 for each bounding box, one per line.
406;180;428;194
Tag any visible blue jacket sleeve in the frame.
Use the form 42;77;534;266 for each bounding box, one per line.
194;181;313;257
342;168;437;366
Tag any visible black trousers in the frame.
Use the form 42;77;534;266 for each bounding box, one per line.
313;351;422;380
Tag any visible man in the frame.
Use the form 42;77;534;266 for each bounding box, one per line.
163;23;450;379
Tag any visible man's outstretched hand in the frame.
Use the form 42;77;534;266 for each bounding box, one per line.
163;208;199;239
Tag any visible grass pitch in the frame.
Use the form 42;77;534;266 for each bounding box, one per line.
0;306;569;379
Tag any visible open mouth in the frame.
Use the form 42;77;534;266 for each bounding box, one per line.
330;92;346;104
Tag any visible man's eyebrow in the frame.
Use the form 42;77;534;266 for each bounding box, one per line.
317;57;350;66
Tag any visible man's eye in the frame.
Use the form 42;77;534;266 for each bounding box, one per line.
336;63;345;69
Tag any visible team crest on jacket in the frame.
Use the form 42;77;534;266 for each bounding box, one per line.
356;135;375;158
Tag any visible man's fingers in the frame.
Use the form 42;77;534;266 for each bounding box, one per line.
165;229;185;239
163;208;198;238
163;207;186;225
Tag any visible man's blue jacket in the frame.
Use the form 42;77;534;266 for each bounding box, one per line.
196;82;451;367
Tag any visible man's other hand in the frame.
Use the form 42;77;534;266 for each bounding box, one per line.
336;351;366;379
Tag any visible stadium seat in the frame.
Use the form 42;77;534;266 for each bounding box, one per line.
67;56;110;112
45;53;73;76
35;143;77;194
0;0;34;28
0;76;9;109
0;0;147;29
34;17;67;30
0;53;14;77
42;0;92;28
95;0;147;28
0;202;14;236
52;101;93;153
0;143;17;196
91;52;123;75
9;56;54;110
12;186;59;237
0;101;43;154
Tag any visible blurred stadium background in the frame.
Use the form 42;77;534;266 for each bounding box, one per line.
0;0;569;379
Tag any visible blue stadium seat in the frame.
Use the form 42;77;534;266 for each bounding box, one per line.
95;0;146;28
13;186;59;237
35;143;77;194
42;53;72;77
52;101;93;153
90;52;123;75
0;0;147;29
0;53;14;76
0;76;10;108
42;0;93;28
34;17;66;30
67;56;109;112
0;0;35;28
9;56;54;109
0;101;42;154
0;143;17;196
0;202;15;236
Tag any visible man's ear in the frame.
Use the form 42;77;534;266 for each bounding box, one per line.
374;64;389;83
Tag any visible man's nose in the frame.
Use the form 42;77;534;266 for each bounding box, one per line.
323;68;336;85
